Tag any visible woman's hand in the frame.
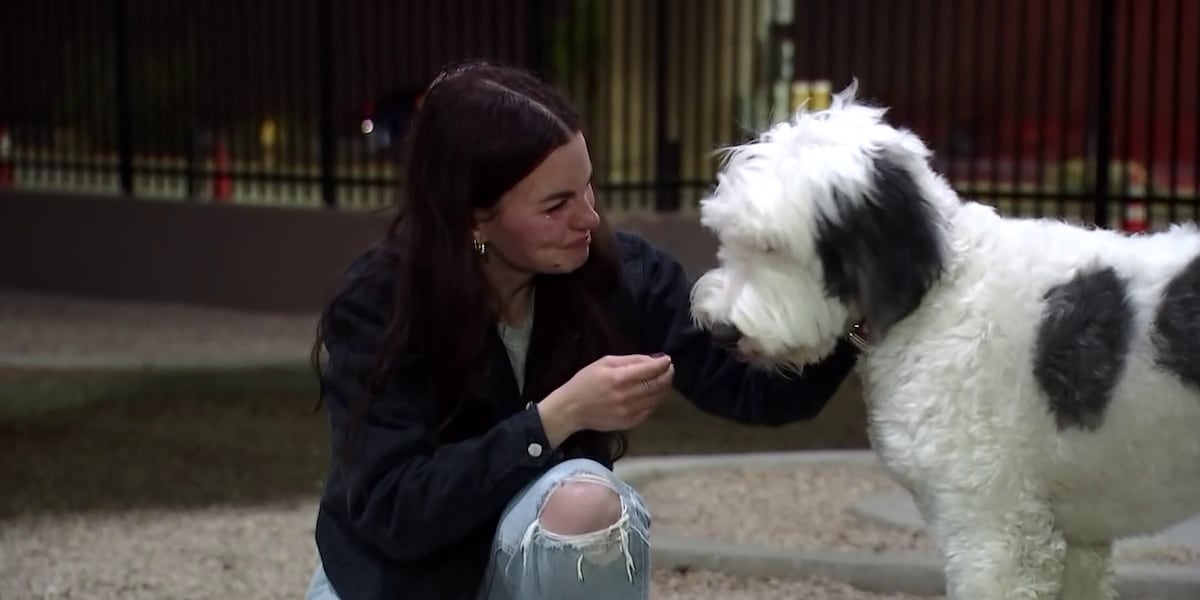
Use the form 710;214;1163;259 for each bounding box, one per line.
537;354;674;447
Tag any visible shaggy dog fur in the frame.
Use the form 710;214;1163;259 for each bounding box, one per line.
689;81;1200;599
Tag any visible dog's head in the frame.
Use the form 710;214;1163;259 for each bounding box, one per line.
690;81;951;369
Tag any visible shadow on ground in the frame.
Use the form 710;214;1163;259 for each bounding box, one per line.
0;369;867;520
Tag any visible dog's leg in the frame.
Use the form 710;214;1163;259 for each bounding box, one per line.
928;491;1066;600
1059;541;1115;600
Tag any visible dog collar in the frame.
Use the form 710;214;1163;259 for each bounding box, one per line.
847;322;870;352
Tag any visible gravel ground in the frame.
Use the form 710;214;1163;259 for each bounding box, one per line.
638;463;1200;566
5;463;1196;599
0;289;316;362
0;494;940;600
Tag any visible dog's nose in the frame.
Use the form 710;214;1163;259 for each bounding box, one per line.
710;322;742;347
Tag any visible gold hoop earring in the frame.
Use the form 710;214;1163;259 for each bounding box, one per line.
472;238;487;258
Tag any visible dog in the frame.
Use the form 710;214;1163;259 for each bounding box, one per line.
689;81;1200;599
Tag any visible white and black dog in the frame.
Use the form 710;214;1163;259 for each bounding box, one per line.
690;81;1200;599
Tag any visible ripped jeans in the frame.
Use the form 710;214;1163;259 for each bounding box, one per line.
304;458;652;599
477;458;651;599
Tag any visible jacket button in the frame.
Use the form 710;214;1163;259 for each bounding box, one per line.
527;443;543;458
525;401;533;410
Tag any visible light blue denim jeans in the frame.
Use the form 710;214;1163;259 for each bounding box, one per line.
305;458;652;599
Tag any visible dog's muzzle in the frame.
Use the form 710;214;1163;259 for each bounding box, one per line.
709;322;743;347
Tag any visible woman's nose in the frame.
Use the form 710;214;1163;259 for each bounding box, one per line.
573;197;600;229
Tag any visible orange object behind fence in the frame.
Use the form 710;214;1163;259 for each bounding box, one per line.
211;137;232;202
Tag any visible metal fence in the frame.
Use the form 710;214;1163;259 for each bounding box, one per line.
0;0;1196;229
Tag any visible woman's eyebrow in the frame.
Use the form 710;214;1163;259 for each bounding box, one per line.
540;171;593;203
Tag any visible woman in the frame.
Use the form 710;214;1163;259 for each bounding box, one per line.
304;60;860;599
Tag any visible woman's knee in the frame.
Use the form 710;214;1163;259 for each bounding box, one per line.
537;474;624;536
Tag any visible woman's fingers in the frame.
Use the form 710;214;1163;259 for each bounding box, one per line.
615;354;672;387
625;363;675;414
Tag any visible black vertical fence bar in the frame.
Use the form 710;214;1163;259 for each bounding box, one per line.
420;0;433;90
944;0;959;185
703;0;713;196
1055;0;1074;217
97;0;111;188
1013;0;1028;210
654;0;676;212
905;0;918;136
274;0;287;202
690;0;702;207
66;3;78;187
921;0;935;169
1093;0;1116;227
291;0;307;203
967;0;983;193
67;2;82;187
1146;0;1159;223
622;0;633;211
988;1;1003;199
714;0;727;202
143;0;154;192
111;0;134;196
746;1;758;135
316;0;336;208
1167;0;1182;220
1194;0;1199;222
648;0;658;209
844;0;857;112
222;0;240;201
1118;0;1134;224
184;1;200;200
1056;0;1075;216
373;0;387;203
883;0;896;128
1034;0;1051;217
260;0;274;202
730;0;740;143
1079;0;1096;219
357;0;371;207
527;0;545;79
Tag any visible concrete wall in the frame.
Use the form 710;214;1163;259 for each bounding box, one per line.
0;190;718;313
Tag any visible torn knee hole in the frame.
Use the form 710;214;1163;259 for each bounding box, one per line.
537;475;623;537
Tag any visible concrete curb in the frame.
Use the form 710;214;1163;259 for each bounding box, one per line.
853;489;1200;554
615;451;1200;600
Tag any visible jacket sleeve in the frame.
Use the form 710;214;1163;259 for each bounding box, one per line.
630;236;860;426
319;268;556;562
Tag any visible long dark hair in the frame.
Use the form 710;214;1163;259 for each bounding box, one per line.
312;60;630;469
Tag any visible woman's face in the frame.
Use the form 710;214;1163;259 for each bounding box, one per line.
474;131;601;276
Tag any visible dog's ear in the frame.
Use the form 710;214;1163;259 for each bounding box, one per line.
815;153;945;338
831;78;860;109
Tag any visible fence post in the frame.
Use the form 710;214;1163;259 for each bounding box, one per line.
1092;0;1116;228
111;0;134;196
526;0;546;76
316;0;337;208
653;0;680;212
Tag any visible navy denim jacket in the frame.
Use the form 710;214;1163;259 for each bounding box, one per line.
312;230;859;599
